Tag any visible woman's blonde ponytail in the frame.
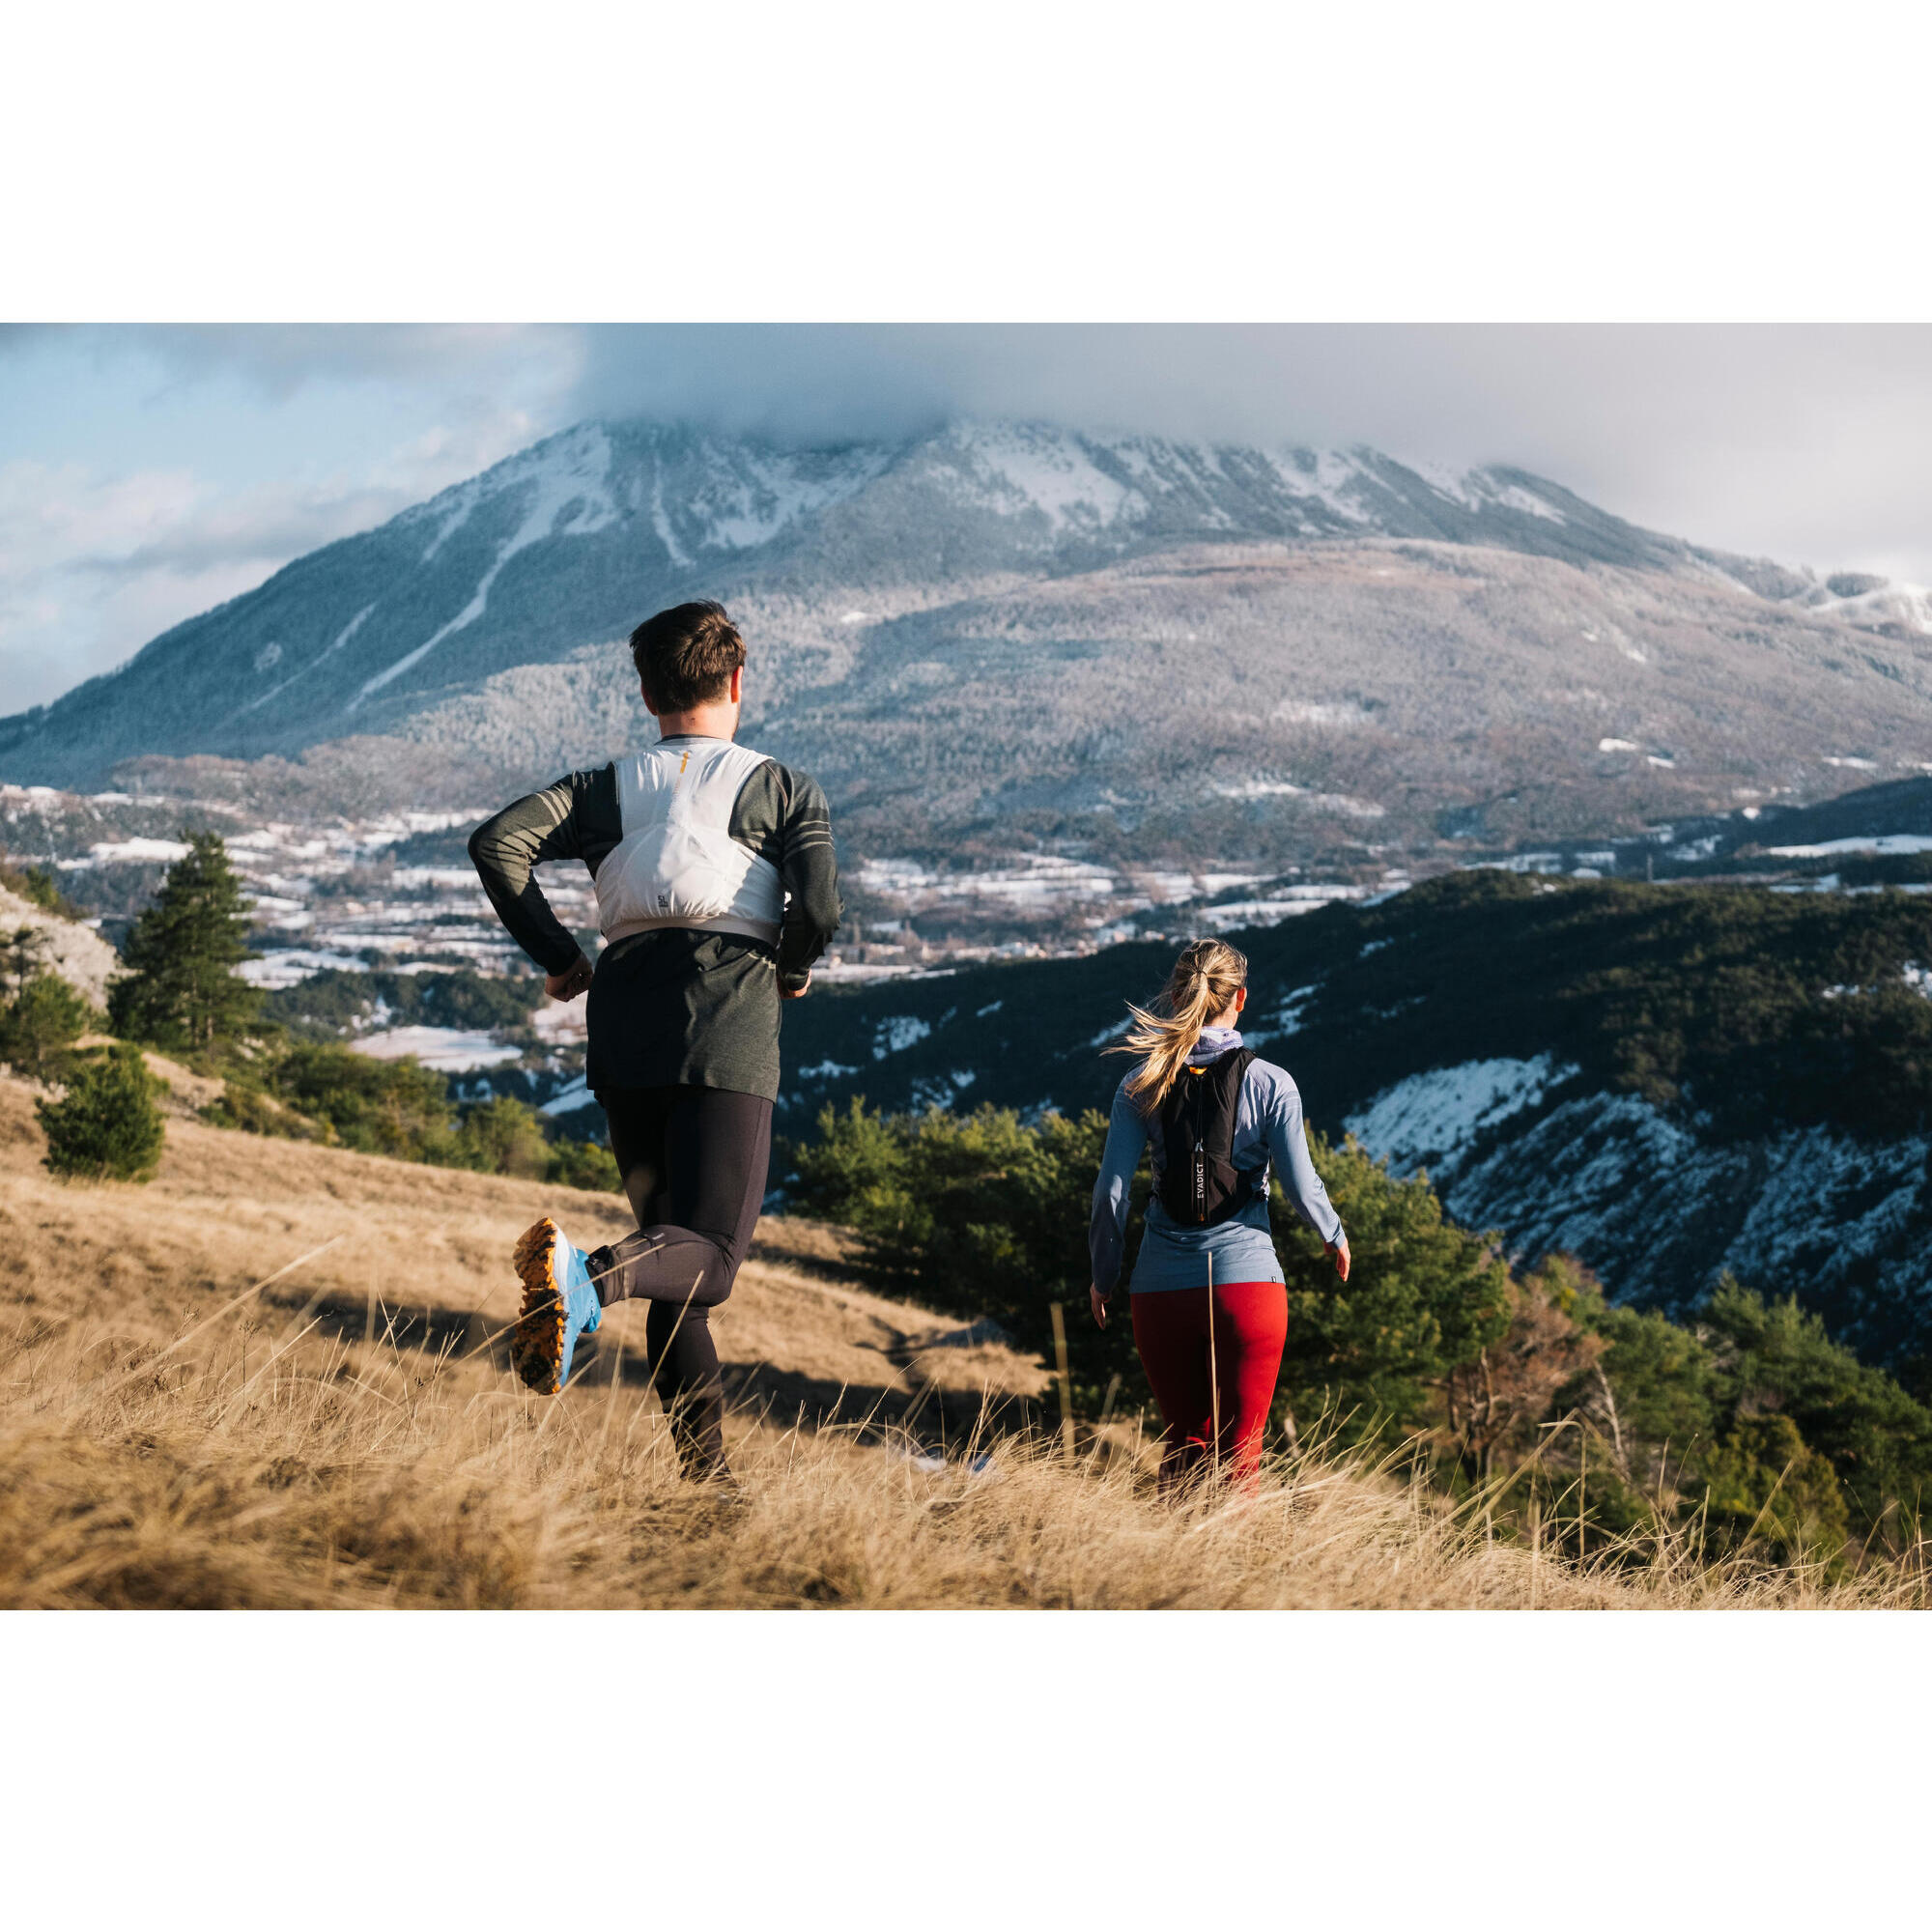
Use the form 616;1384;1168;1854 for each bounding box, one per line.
1107;938;1249;1111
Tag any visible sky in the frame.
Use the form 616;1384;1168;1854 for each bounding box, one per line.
3;323;1930;715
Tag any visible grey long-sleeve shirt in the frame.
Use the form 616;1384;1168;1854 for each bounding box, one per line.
1089;1043;1345;1294
468;737;841;1101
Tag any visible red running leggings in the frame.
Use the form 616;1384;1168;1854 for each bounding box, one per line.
1130;1281;1289;1492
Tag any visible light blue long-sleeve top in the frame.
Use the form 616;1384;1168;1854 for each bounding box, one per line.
1089;1031;1345;1295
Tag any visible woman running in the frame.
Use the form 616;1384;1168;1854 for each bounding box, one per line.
1088;937;1350;1492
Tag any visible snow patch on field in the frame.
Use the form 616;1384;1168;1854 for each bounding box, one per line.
1345;1055;1579;1181
530;998;586;1046
1245;983;1320;1047
60;837;192;868
238;949;370;988
872;1015;931;1060
1209;778;1384;817
797;1059;861;1081
539;1076;591;1117
351;1026;523;1072
1766;835;1932;859
1270;699;1374;730
1213;778;1307;799
1669;835;1721;861
1472;852;1566;876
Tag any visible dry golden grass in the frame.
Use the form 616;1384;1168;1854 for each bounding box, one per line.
0;1073;1918;1609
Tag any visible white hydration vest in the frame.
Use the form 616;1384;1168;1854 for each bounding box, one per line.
593;738;784;947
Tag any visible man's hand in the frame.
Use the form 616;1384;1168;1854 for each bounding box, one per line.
1090;1283;1111;1329
781;970;812;1001
1326;1238;1351;1283
545;952;593;1002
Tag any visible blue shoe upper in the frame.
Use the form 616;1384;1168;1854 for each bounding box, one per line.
555;1230;603;1389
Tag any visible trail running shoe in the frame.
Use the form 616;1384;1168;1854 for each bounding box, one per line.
510;1217;603;1394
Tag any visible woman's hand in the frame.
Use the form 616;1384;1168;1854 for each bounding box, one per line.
1326;1238;1351;1282
1090;1283;1111;1329
545;952;594;1002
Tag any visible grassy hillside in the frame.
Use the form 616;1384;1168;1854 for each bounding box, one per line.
0;1071;1900;1608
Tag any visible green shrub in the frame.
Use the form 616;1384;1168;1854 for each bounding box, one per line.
734;1089;1932;1573
264;966;537;1040
450;1095;551;1179
0;851;81;918
263;1042;457;1159
0;972;93;1082
1691;1412;1852;1569
1273;1132;1513;1436
37;1043;165;1182
202;1036;627;1195
790;1102;1514;1426
791;1097;1125;1390
199;1079;325;1141
545;1135;622;1193
1695;1277;1932;1547
0;925;47;1000
1575;1295;1720;1459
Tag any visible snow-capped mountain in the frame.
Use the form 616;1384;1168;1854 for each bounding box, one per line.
8;416;1932;883
0;416;1832;781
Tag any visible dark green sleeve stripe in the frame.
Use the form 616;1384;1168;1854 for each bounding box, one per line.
469;764;617;974
755;761;842;984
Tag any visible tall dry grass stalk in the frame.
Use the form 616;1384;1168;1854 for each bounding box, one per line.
0;1076;1921;1609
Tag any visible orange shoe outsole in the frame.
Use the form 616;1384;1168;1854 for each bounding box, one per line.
509;1217;567;1395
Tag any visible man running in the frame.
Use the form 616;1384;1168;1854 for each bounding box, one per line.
469;600;841;1482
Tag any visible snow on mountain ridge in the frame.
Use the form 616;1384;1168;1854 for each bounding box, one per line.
1805;577;1932;637
688;439;892;550
405;420;619;564
915;423;1584;544
397;418;888;565
4;411;1907;797
1343;1054;1580;1183
352;424;623;708
1267;447;1381;527
1427;1089;1932;1355
941;421;1140;531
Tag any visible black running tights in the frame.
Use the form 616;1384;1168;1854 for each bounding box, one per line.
587;1085;772;1479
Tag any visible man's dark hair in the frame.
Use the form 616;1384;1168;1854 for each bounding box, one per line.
629;601;745;714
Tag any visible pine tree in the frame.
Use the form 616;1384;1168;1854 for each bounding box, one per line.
37;1043;165;1182
0;924;45;1000
0;972;92;1083
106;833;260;1054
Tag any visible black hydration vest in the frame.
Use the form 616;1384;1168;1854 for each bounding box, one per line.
1154;1047;1260;1226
